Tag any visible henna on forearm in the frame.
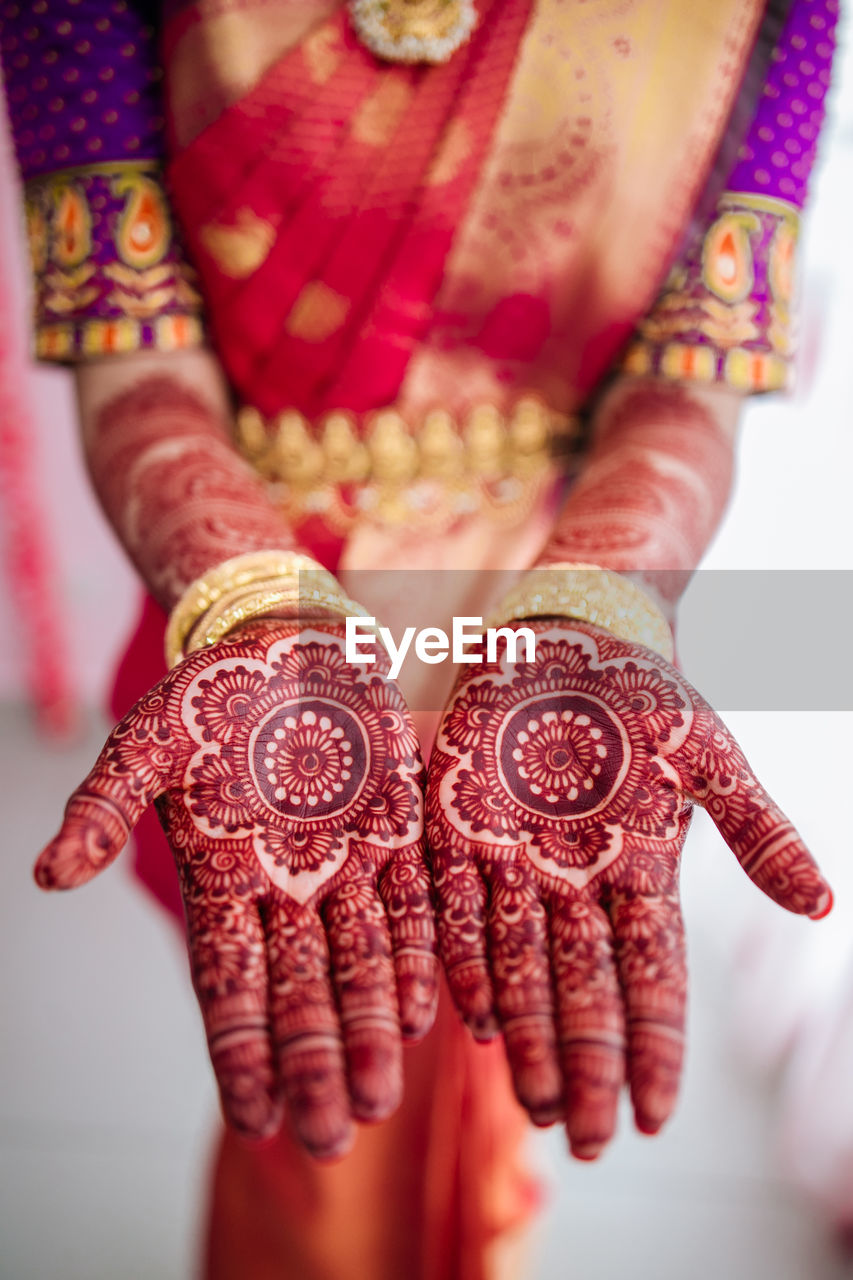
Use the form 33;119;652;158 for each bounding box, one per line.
77;353;301;611
536;378;742;609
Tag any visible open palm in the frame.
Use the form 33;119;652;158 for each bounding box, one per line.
426;619;831;1158
36;620;437;1159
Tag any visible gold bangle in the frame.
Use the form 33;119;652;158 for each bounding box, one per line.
186;580;373;656
180;575;335;654
486;561;674;662
165;550;326;668
165;550;373;667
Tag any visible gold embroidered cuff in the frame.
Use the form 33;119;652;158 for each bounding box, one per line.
25;162;205;364
620;192;799;395
487;562;675;662
165;550;370;667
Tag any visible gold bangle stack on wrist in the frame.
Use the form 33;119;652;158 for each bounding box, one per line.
486;561;674;662
164;550;372;668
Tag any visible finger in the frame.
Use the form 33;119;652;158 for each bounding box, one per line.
264;899;353;1161
323;881;403;1125
609;888;687;1137
686;719;832;918
432;853;498;1040
186;894;281;1142
711;792;831;919
488;865;563;1125
549;895;625;1160
377;841;438;1042
35;689;178;890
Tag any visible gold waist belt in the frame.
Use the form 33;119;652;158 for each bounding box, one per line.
234;397;582;533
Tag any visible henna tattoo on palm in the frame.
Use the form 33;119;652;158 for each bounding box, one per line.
36;622;437;1158
426;619;831;1158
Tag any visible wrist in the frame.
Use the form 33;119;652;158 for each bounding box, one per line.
487;562;675;662
534;544;686;620
165;550;372;667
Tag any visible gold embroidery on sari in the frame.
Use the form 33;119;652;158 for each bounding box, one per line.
167;1;342;148
425;119;473;187
199;208;279;279
352;78;414;147
396;0;765;415
285;281;351;341
303;22;346;83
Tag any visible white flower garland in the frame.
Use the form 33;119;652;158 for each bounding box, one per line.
349;0;479;64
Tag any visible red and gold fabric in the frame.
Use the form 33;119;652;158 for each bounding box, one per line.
161;0;775;556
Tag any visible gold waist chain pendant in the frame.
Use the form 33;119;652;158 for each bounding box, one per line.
349;0;479;63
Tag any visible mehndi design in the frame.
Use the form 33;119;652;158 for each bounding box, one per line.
427;619;831;1158
36;621;437;1158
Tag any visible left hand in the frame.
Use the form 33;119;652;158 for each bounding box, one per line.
426;618;832;1158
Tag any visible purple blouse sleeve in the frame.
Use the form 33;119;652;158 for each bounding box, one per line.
0;0;204;360
622;0;839;395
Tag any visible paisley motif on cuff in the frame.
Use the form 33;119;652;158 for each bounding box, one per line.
25;162;205;361
621;192;800;395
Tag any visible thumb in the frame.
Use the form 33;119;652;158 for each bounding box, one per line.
35;711;179;890
705;785;833;921
681;703;833;921
35;787;135;890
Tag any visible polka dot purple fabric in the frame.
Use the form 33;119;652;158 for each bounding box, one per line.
0;1;839;201
0;0;841;373
728;0;839;207
0;0;164;179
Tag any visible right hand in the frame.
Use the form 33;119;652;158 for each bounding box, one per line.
36;620;437;1159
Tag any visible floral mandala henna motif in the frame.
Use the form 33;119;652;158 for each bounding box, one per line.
173;637;422;902
427;618;832;1159
440;630;691;884
36;622;437;1158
